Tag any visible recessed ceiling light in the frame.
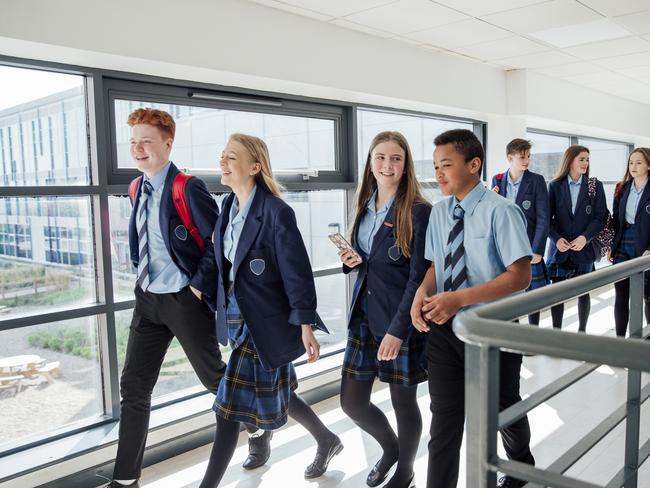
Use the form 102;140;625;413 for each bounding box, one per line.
529;18;631;48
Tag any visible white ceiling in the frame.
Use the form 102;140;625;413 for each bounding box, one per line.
249;0;650;105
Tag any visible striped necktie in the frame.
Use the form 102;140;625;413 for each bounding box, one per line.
136;180;153;291
444;204;468;292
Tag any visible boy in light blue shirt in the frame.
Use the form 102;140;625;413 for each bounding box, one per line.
411;129;535;488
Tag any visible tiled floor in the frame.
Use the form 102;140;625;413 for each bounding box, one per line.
102;289;650;487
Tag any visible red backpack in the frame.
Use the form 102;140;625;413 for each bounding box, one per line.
128;173;206;253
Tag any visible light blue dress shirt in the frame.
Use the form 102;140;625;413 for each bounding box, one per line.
143;162;190;294
223;185;258;281
505;172;522;202
625;181;647;224
567;175;582;214
356;191;395;257
424;182;532;304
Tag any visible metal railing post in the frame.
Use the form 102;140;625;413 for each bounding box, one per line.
466;343;499;487
623;272;643;487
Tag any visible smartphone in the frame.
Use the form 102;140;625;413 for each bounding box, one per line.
328;232;362;261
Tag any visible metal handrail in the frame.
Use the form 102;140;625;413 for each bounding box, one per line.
453;255;650;488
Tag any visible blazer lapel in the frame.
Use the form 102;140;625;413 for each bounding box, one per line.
158;162;178;256
619;182;631;224
515;170;531;206
232;188;264;280
369;205;395;260
215;193;234;283
558;180;572;216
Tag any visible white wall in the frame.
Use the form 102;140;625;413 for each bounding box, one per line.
1;0;649;172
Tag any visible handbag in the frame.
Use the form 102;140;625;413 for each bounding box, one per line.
587;177;613;261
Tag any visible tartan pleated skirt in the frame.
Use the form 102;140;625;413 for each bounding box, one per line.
342;290;427;386
213;293;298;430
548;258;595;281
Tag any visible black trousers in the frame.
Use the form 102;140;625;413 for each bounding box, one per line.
426;323;534;488
614;278;650;337
113;285;226;479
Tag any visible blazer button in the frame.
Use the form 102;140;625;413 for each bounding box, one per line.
367;290;372;296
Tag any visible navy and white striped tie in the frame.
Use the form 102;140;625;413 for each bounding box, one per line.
136;180;153;291
443;204;468;292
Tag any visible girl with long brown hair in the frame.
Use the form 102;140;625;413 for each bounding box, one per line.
339;131;430;488
610;147;650;336
547;144;608;331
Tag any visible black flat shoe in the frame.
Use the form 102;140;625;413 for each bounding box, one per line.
104;482;140;488
242;430;273;470
304;435;343;479
366;458;397;487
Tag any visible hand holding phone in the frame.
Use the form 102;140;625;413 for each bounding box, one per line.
329;233;363;267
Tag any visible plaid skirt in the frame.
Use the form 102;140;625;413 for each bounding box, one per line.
213;294;298;430
342;291;427;386
529;261;550;291
613;225;650;290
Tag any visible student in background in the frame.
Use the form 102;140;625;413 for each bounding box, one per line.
547;145;607;332
339;131;430;488
200;134;342;487
491;138;549;325
411;129;535;488
610;147;650;337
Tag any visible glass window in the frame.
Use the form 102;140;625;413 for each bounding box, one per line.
0;197;96;320
114;99;336;174
0;316;103;450
0;66;89;186
526;131;571;180
357;109;475;183
577;137;628;183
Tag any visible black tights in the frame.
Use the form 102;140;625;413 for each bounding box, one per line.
613;278;650;337
200;391;335;487
550;277;590;332
340;376;421;486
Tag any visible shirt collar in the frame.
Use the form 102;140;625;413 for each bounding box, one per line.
453;181;485;217
507;171;522;186
633;180;647;195
145;161;172;192
230;184;258;224
567;175;582;186
366;190;395;214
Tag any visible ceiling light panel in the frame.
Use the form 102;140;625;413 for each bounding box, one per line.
481;0;602;35
528;18;632;48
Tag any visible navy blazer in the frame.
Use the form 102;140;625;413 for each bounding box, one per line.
611;181;650;257
128;162;218;301
214;187;318;371
343;202;431;340
547;177;608;265
491;169;549;255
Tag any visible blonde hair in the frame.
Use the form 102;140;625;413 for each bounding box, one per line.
228;133;284;197
351;131;429;257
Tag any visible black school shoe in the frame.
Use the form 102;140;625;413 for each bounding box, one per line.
304;435;344;478
242;430;273;470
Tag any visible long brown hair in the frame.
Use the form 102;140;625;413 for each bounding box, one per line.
552;144;590;182
351;131;429;257
616;147;650;200
228;133;284;197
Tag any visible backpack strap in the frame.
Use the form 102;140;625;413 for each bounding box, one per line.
172;172;206;253
496;172;505;183
128;176;143;205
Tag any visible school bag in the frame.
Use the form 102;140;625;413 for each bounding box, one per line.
128;173;206;253
587;177;614;261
